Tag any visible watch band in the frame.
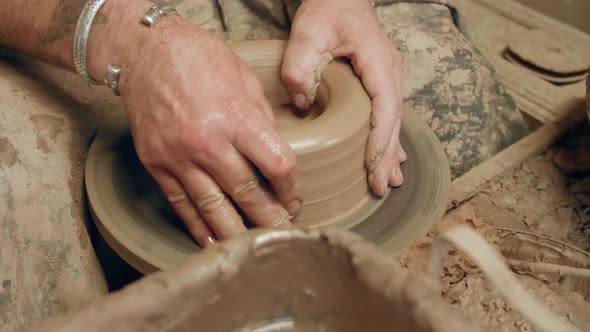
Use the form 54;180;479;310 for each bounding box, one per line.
73;0;107;85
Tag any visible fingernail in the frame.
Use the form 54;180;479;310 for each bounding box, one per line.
287;199;301;216
293;94;307;109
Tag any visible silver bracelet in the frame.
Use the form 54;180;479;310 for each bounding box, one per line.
141;4;180;27
104;64;122;96
102;4;180;96
73;0;107;85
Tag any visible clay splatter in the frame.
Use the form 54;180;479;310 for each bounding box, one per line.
0;136;18;167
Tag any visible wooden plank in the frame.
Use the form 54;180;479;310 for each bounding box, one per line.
451;0;586;124
480;49;583;124
447;105;587;210
451;0;522;54
472;0;590;44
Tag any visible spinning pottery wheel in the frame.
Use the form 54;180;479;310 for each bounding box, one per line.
85;40;451;273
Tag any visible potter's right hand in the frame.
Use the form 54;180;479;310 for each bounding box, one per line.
92;16;302;247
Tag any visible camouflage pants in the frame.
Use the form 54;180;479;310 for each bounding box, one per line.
162;0;528;177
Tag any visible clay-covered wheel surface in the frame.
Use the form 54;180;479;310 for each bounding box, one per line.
85;41;450;274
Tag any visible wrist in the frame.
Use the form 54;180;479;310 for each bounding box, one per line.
84;0;189;90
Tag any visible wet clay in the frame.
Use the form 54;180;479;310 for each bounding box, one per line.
231;40;374;228
24;228;475;332
85;40;451;273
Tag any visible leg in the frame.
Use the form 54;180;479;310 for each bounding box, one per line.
376;3;528;177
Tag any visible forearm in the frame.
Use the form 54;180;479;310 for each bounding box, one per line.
0;1;75;67
0;0;184;83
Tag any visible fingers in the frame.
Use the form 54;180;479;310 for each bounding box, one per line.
281;32;328;109
177;165;247;239
369;130;395;196
346;39;403;196
198;141;293;227
388;120;404;187
148;167;216;247
369;117;402;195
231;112;303;216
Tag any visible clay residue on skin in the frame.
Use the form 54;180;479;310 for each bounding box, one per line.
364;133;380;174
302;52;334;110
0;136;18;167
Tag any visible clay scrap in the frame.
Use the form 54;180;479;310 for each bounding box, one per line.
23;228;476;332
24;226;585;332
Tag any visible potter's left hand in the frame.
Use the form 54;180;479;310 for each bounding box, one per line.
281;0;406;196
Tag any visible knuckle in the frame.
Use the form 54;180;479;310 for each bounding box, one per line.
266;215;289;227
179;130;207;153
220;99;244;117
137;151;158;168
223;227;244;239
269;152;296;181
231;179;265;204
196;191;227;215
291;22;315;43
136;142;165;167
165;190;190;206
280;66;308;91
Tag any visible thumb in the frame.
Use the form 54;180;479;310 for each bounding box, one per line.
281;37;333;109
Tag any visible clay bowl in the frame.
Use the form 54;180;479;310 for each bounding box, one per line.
27;229;472;332
85;40;451;273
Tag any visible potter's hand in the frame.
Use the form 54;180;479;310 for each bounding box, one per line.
282;0;406;196
116;21;301;247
